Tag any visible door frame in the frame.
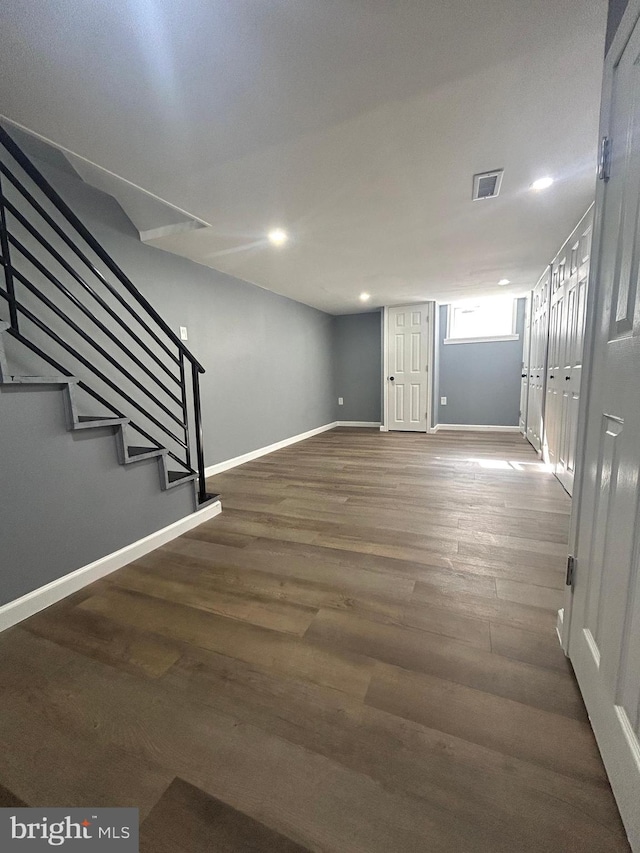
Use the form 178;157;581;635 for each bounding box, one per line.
559;1;640;656
381;302;436;433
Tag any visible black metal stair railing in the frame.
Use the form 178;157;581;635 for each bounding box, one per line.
0;125;210;504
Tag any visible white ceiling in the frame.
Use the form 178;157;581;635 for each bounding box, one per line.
0;0;607;313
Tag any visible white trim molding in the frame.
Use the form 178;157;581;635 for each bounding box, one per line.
443;334;519;345
336;421;380;428
0;499;222;633
433;424;521;433
204;422;337;478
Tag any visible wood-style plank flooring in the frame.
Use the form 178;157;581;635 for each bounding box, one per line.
0;428;630;851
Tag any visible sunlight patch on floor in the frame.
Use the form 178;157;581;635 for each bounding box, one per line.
466;458;553;472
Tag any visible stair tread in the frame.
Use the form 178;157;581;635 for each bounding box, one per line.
78;415;123;422
199;492;221;507
167;470;196;483
6;375;77;385
127;445;165;457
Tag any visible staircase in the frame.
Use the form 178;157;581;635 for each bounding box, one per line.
0;126;217;510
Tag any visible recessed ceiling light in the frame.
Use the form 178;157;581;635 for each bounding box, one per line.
498;278;510;285
360;292;371;302
530;176;554;191
268;228;288;246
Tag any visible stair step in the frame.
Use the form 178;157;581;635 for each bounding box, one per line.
5;375;77;385
128;445;163;456
126;445;167;461
76;415;128;429
167;470;196;484
199;492;221;508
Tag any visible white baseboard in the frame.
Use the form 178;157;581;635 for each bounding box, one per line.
204;422;337;478
0;499;222;633
433;424;520;433
336;421;381;428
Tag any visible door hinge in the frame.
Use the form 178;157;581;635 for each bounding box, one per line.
598;136;611;182
566;554;576;587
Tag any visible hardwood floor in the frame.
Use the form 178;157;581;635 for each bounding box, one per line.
0;428;630;851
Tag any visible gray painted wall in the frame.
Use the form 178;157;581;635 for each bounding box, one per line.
0;137;340;606
0;130;529;607
2;148;336;466
0;383;193;604
436;299;526;426
333;312;381;422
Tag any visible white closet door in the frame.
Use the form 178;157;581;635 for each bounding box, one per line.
526;288;540;450
557;220;591;495
544;261;567;470
568;8;640;845
526;268;550;453
519;294;532;435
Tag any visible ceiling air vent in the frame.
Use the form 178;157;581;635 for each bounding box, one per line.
472;169;504;201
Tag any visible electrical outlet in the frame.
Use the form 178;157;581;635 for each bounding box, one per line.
179;326;188;341
338;397;344;406
440;396;447;405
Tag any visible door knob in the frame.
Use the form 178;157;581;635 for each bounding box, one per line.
522;373;527;378
565;376;570;380
389;376;395;381
550;375;555;379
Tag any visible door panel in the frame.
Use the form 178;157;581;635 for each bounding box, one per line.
555;212;593;496
545;263;566;470
526;269;550;453
569;11;640;845
387;305;430;431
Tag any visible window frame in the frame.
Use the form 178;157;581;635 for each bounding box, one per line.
443;298;520;345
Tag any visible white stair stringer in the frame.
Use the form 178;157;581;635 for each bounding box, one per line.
0;321;204;508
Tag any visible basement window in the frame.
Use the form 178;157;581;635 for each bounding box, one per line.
444;298;519;344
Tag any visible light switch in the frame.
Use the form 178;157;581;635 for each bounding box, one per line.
338;397;344;406
179;326;188;341
440;396;447;405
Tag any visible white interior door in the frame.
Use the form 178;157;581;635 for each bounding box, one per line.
519;293;532;435
568;9;640;846
386;304;430;432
